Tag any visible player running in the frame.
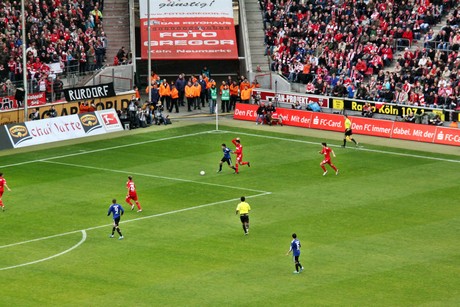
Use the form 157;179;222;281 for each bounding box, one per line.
126;175;142;212
0;172;11;211
319;142;339;176
231;137;250;174
342;115;359;147
107;199;124;240
218;143;237;173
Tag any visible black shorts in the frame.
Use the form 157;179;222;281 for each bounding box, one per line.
345;129;353;136
221;157;231;165
240;214;249;223
113;217;121;226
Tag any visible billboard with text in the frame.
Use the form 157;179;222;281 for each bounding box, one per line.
233;103;460;146
139;0;238;60
1;109;123;149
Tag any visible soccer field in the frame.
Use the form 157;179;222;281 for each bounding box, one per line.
1;122;459;306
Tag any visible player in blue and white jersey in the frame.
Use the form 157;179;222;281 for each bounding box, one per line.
286;233;303;273
217;143;237;173
107;199;124;240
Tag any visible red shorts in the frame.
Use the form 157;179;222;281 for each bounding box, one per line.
321;158;331;165
126;193;138;201
236;155;243;163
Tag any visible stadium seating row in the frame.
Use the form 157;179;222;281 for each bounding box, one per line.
0;0;107;97
261;0;460;110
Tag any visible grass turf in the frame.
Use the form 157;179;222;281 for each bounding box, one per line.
0;123;459;306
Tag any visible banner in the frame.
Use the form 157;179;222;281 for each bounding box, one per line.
233;103;460;146
2;109;123;149
27;92;47;107
233;103;313;128
349;117;394;138
63;82;116;102
0;92;133;124
0;96;20;111
340;98;460;122
253;89;330;108
139;0;238;60
433;126;460;146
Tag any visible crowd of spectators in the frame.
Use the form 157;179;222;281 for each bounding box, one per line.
262;0;460;110
0;0;107;98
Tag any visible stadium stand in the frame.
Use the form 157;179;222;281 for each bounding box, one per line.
0;0;107;98
261;0;460;110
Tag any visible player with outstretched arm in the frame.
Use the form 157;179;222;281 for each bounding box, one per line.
231;137;250;174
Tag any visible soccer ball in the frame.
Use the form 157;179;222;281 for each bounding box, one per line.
200;170;205;176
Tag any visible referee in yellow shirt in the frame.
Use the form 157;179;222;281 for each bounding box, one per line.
236;196;251;235
342;115;359;147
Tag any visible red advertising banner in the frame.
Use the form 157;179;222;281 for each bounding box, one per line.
279;109;312;128
433;126;460;146
233;103;258;121
234;103;313;128
350;117;393;138
139;0;238;60
253;89;330;108
233;103;460;146
309;112;344;132
391;121;438;143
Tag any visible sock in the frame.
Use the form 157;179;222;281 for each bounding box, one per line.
112;227;115;235
136;201;142;210
235;164;239;173
242;224;247;233
351;138;357;144
321;165;326;172
331;165;338;172
343;138;346;146
219;165;222;171
241;161;248;165
232;166;236;170
117;228;123;236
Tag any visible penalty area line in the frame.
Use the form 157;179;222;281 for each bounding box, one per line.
0;230;87;271
0;192;271;270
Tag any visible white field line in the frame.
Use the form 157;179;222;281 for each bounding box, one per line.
0;193;269;251
40;160;270;194
0;130;211;169
0;230;87;271
220;130;460;164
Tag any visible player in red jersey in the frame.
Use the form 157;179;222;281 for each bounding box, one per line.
231;137;250;174
319;143;339;176
0;172;11;211
126;175;142;212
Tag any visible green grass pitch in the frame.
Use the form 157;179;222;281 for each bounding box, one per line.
1;123;459;306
